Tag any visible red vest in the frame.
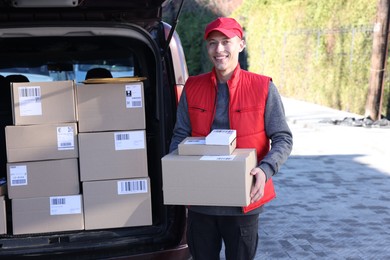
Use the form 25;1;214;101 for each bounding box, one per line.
185;65;271;159
185;65;275;212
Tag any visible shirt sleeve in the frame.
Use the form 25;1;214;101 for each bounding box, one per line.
169;88;192;152
258;81;293;180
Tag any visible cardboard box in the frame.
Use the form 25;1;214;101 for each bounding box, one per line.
161;148;257;207
178;137;236;156
83;178;152;230
0;196;6;235
7;159;80;199
76;82;145;132
11;80;77;125
12;195;84;235
205;129;236;145
79;130;148;181
5;123;78;162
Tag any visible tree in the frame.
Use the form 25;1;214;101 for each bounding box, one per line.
365;0;390;120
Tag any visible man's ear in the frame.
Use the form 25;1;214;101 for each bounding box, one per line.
239;39;246;52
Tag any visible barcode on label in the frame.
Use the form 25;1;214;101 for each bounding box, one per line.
200;155;236;161
126;100;142;107
213;129;234;134
118;179;148;195
215;156;233;160
12;179;27;185
132;100;142;107
115;133;130;141
51;197;66;205
19;87;41;97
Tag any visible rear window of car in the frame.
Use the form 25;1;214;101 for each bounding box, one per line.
0;59;135;83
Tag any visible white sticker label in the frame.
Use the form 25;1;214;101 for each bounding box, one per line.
125;84;142;108
200;155;236;161
117;179;148;195
184;139;206;145
211;129;236;134
18;86;42;116
9;165;28;186
57;126;75;150
50;195;82;215
114;131;145;150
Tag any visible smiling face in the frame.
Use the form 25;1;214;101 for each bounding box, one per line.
206;31;245;83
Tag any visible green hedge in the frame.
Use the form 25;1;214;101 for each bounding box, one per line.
233;0;381;115
168;0;387;115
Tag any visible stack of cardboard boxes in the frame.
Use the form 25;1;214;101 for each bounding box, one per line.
76;82;152;230
2;80;152;235
162;130;258;207
5;81;83;234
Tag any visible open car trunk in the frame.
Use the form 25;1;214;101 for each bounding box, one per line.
0;1;188;258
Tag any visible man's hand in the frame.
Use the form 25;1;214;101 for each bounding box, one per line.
250;167;266;203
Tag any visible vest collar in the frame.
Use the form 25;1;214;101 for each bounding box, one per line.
211;64;241;89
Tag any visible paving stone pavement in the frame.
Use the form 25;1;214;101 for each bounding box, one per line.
220;98;390;260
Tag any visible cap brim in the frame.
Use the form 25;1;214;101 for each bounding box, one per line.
204;28;238;39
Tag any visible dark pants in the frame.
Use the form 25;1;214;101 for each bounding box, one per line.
187;210;259;260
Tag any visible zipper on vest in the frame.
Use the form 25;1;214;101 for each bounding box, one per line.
211;86;218;132
234;106;260;113
189;106;207;112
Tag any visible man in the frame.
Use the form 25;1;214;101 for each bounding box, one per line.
169;17;293;260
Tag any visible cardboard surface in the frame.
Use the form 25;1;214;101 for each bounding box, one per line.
161;148;257;207
0;196;6;235
11;80;77;125
178;137;236;156
78;130;148;181
83;178;152;230
12;195;84;235
7;159;80;199
5;123;78;162
76;82;145;132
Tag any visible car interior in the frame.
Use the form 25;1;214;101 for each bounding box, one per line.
0;30;185;258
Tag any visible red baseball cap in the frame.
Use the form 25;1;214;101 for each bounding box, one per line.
204;17;243;40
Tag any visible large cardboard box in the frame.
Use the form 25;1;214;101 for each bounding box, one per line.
5;123;78;162
0;196;6;235
178;137;236;156
76;82;145;132
83;178;152;230
12;195;84;235
7;159;80;199
11;80;77;125
79;130;148;181
161;149;257;207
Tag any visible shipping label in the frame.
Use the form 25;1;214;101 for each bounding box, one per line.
9;165;28;186
184;139;205;145
50;195;82;215
114;130;144;150
57;126;75;150
18;86;42;116
117;179;148;195
200;155;236;161
125;84;143;108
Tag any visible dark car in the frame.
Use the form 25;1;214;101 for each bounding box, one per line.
0;0;190;259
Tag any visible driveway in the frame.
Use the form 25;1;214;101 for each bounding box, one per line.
255;98;390;259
